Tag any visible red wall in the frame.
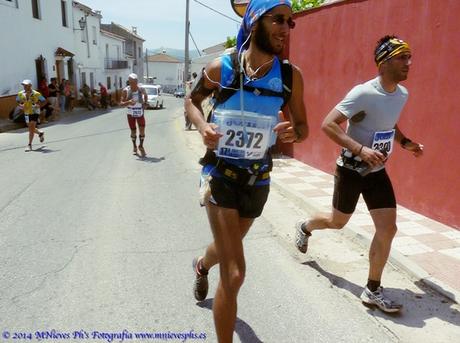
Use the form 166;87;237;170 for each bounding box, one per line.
287;0;460;229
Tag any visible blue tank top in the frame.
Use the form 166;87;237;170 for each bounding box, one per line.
211;53;284;169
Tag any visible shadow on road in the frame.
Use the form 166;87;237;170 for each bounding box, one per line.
196;298;264;343
303;260;460;328
0;126;130;153
136;156;166;163
54;108;112;126
31;146;59;154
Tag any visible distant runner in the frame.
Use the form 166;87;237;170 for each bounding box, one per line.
17;79;46;152
120;73;148;157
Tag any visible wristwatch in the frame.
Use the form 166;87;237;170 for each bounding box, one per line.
401;137;412;147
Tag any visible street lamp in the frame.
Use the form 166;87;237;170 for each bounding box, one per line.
74;16;87;30
78;16;86;30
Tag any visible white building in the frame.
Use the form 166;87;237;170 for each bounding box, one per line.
144;53;184;92
99;29;130;93
0;0;144;118
190;42;227;79
0;0;75;96
100;22;145;79
72;1;103;90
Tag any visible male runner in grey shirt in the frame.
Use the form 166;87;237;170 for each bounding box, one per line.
295;35;423;313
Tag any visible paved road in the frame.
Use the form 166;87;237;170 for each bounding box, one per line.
0;98;457;342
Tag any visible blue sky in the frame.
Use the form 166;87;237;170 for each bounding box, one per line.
80;0;242;50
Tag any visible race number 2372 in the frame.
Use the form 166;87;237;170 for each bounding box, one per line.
214;111;274;160
225;129;263;149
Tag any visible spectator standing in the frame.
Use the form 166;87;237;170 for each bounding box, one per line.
59;78;66;112
99;82;108;109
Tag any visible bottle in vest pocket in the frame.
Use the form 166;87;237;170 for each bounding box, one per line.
356;149;388;176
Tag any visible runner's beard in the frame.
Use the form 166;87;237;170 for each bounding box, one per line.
254;22;283;55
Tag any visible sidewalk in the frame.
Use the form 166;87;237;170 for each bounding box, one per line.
0;107;98;134
0;118;23;133
270;156;460;303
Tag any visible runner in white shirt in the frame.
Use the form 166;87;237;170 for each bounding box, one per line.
120;73;148;157
295;35;424;313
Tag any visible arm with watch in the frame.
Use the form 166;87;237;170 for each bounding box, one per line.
394;124;424;157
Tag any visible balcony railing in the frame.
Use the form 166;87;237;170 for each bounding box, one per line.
105;58;128;69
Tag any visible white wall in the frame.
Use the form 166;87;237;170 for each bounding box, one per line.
144;61;184;90
0;0;74;95
72;4;103;92
99;32;128;92
190;49;231;79
133;37;144;78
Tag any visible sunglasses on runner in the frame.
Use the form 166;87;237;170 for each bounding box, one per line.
262;14;296;29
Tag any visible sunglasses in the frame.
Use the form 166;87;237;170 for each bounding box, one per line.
262;14;296;29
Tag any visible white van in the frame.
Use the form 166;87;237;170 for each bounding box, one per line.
143;85;164;109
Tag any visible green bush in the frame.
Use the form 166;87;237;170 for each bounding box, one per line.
225;36;237;48
292;0;325;12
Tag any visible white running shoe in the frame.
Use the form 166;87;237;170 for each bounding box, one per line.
295;220;311;254
25;144;32;152
39;131;45;143
360;286;402;313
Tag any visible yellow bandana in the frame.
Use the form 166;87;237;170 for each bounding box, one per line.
375;38;411;67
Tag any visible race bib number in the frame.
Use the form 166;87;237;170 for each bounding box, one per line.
129;104;143;117
213;110;276;160
372;129;395;154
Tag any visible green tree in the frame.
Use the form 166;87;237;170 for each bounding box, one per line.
225;36;237;49
292;0;325;12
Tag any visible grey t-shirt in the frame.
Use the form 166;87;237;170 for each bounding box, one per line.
335;76;408;170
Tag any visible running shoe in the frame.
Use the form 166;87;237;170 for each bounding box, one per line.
39;131;45;143
360;286;402;313
295;220;311;254
138;146;146;157
25;144;32;152
132;146;138;155
192;256;208;301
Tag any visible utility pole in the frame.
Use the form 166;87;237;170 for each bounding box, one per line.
145;48;149;81
184;0;190;88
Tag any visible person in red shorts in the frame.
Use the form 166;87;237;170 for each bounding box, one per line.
120;73;148;157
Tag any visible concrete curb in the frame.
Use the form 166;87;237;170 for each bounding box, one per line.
0;121;23;133
0;107;112;134
271;175;460;304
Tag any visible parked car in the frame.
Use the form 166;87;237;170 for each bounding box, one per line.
174;89;185;98
143;85;164;109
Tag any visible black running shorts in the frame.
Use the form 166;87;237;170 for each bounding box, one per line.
25;114;39;123
209;176;270;218
333;165;396;214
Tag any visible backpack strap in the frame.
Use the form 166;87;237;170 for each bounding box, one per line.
212;52;293;109
280;59;293;108
126;86;144;103
125;86;132;100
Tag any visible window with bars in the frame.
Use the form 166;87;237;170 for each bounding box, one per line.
92;26;97;45
61;1;67;27
32;0;40;19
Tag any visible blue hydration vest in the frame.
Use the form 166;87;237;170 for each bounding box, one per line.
210;53;285;169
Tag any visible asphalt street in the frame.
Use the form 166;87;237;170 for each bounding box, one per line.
0;97;458;342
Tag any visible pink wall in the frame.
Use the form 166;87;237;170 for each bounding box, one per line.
286;0;460;229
